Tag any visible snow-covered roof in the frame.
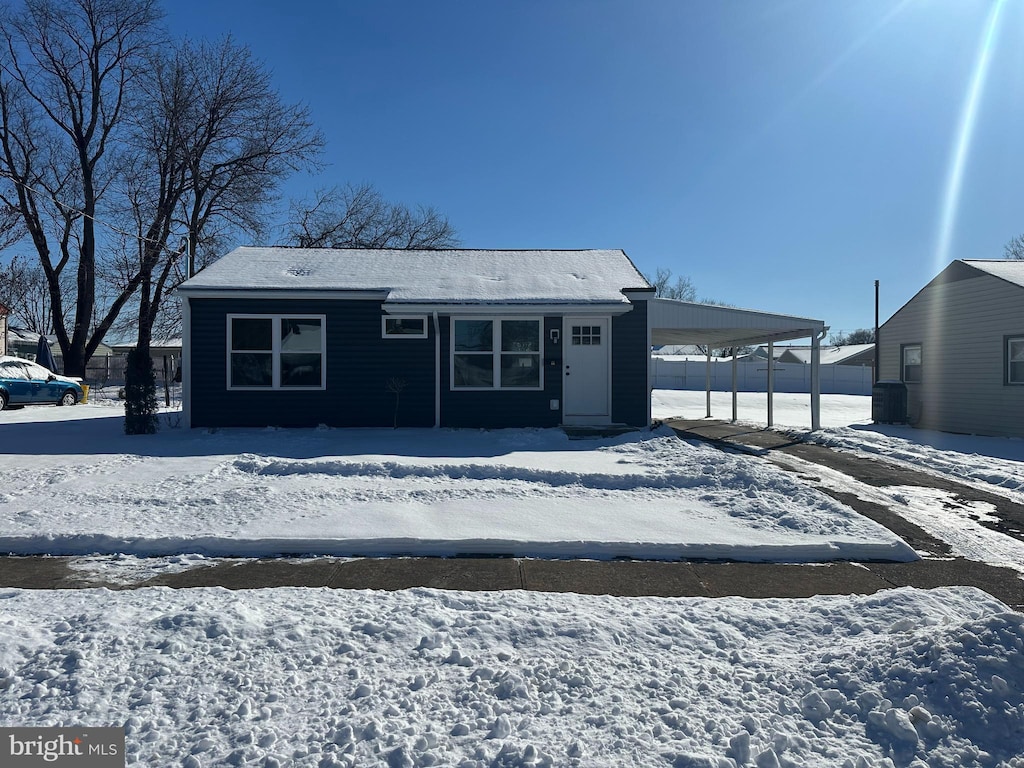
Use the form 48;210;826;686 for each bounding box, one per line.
648;299;825;347
961;259;1024;289
779;344;875;365
178;247;651;304
6;327;42;344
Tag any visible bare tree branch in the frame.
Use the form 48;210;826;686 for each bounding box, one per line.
119;35;323;358
1004;234;1024;260
284;182;459;250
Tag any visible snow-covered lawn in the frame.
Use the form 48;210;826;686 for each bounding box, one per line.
1;585;1021;768
0;400;912;562
3;393;1024;766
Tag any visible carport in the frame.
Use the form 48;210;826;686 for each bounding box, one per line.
648;299;827;429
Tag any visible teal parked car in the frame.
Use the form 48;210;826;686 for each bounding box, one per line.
0;355;84;410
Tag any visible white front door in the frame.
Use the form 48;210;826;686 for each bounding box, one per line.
563;317;610;424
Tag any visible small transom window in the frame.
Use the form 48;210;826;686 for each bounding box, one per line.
382;316;427;339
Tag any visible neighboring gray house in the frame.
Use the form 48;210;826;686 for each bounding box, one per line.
879;259;1024;437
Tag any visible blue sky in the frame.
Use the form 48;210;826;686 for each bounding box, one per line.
163;0;1024;338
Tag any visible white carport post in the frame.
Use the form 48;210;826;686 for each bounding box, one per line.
705;350;712;418
810;331;822;431
731;347;738;423
767;341;774;427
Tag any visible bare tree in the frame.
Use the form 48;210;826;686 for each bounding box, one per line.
646;267;697;302
829;328;875;345
1004;234;1024;260
0;0;162;376
0;253;51;331
0;203;24;250
285;183;459;249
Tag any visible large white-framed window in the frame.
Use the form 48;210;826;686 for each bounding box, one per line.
382;315;428;339
451;317;543;390
1007;336;1024;385
227;314;326;389
901;343;922;384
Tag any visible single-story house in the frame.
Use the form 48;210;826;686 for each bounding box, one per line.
0;302;8;357
6;327;114;366
111;339;182;360
879;259;1024;437
777;343;875;367
178;248;654;429
178;247;830;430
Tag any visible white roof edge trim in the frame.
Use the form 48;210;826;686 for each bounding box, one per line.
383;303;635;316
649;298;825;329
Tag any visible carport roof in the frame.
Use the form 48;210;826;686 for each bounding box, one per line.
649;298;826;348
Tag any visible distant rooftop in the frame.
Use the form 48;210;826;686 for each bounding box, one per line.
179;247;651;304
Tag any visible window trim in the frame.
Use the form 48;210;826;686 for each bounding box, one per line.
226;314;326;390
381;315;428;339
450;316;544;391
1005;334;1024;385
901;343;922;384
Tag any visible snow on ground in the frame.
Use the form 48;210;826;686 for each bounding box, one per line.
1;585;1021;768
655;389;1024;554
654;388;1024;504
0;402;913;562
803;424;1024;504
651;389;873;429
763;450;1024;577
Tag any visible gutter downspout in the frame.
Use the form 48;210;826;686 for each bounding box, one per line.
433;311;441;428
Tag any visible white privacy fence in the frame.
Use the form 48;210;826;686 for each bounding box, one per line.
652;358;874;395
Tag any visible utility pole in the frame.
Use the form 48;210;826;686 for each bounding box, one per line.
874;280;880;384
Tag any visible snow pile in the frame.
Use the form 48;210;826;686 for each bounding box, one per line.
0;586;1020;767
0;415;913;562
803;425;1024;502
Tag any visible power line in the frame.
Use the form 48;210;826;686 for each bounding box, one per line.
0;171;186;258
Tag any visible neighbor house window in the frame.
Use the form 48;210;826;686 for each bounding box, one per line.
1007;336;1024;384
228;315;325;389
382;316;427;339
901;344;922;383
452;318;542;389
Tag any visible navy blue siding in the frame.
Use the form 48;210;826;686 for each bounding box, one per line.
439;316;563;429
189;298;434;428
611;300;649;427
